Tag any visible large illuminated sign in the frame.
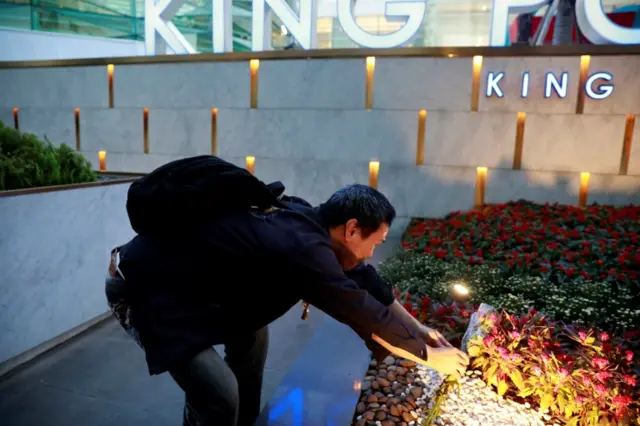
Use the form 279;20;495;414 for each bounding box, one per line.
145;0;640;55
484;71;614;100
490;0;640;46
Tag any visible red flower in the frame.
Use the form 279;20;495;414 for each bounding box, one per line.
623;375;637;387
625;350;634;362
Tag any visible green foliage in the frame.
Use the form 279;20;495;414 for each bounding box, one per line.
380;250;640;332
0;120;96;190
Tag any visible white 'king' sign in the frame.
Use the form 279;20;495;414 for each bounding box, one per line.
145;0;640;55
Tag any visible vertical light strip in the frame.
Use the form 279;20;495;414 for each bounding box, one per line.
12;107;19;130
365;56;376;110
578;172;590;207
575;55;590;114
416;109;427;165
74;108;81;151
143;108;149;154
211;108;218;156
475;167;487;207
470;55;483;112
98;151;107;172
250;59;260;109
246;156;256;175
369;161;380;189
620;114;636;175
107;64;115;108
513;112;526;169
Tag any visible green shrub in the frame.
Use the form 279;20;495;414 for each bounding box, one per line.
380;249;640;332
0;120;97;191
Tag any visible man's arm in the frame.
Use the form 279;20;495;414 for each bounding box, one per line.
293;239;428;362
345;262;395;307
345;262;454;349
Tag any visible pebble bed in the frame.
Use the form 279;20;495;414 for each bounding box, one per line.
352;356;558;426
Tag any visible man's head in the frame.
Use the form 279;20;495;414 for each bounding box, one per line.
318;184;395;266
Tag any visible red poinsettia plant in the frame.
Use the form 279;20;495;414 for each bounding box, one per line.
395;289;473;348
402;201;640;289
468;309;640;426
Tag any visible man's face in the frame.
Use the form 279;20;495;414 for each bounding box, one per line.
330;219;389;268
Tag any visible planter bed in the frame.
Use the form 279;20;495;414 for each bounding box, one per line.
351;201;640;426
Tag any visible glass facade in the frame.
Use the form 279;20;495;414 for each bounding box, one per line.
0;0;639;52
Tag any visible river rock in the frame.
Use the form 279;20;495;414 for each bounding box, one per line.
375;411;387;421
377;377;390;387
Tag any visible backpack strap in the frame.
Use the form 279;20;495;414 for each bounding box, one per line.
109;246;126;280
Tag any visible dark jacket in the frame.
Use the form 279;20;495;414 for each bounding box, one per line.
118;156;425;375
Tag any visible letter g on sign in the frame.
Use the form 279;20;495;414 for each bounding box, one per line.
575;0;640;45
337;0;426;48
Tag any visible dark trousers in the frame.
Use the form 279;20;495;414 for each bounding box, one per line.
169;327;269;426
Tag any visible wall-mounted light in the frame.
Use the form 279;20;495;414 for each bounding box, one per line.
620;114;636;175
513;112;526;169
576;55;591;114
74;108;81;151
12;107;19;130
107;64;114;108
250;59;260;109
471;55;483;112
98;151;107;172
369;160;380;190
365;56;376;110
211;108;218;156
475;166;488;207
579;172;590;207
246;156;256;175
143;108;149;154
416;109;427;165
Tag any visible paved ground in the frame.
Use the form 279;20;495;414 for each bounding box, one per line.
0;240;400;426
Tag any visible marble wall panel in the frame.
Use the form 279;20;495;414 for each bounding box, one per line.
147;109;211;156
522;114;626;174
251;158;369;207
258;59;365;110
0;66;108;108
587;174;640;206
79;108;145;154
0;108;14;127
485;169;580;206
478;57;581;114
378;165;477;218
18;108;76;147
87;151;184;173
217;109;418;164
113;62;250;109
583;56;640;115
0;182;134;364
424;111;517;168
373;58;473;111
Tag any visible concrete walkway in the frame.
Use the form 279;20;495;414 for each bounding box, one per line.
0;241;400;426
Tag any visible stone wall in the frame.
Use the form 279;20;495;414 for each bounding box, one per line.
1;53;639;236
0;182;135;365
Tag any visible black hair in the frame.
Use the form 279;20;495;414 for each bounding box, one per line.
318;184;395;237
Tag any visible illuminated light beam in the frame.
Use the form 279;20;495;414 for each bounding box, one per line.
267;387;303;426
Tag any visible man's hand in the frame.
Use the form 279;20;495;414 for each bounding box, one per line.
425;345;469;378
418;325;453;348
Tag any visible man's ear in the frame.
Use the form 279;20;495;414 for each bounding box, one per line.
344;218;359;240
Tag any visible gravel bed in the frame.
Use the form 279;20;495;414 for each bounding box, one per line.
352;357;558;426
